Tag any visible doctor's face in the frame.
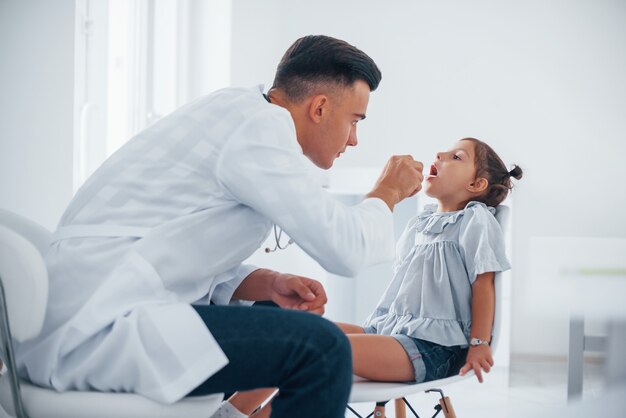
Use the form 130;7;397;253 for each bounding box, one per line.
309;80;370;169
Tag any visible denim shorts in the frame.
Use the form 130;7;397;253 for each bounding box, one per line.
392;334;468;383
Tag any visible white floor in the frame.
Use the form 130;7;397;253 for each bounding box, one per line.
346;357;624;418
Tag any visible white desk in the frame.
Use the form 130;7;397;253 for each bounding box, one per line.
529;237;626;400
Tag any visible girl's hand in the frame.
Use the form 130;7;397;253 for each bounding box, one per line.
270;274;328;315
459;345;494;383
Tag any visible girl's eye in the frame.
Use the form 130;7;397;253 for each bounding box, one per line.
352;120;359;126
453;154;461;160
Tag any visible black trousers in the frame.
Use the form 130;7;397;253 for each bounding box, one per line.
188;304;352;418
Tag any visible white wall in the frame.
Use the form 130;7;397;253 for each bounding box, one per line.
230;0;626;356
0;4;75;416
0;0;75;230
2;0;625;359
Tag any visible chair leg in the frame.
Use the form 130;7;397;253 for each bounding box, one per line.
373;404;385;417
348;392;455;418
0;278;29;418
438;396;456;418
394;398;406;418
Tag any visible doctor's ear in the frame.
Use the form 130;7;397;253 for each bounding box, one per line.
467;177;488;193
308;95;328;123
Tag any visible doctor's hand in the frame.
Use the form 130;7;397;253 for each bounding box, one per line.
270;274;328;315
459;345;494;383
366;155;424;211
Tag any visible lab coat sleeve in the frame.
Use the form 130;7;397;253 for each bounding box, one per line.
211;264;259;305
215;107;395;277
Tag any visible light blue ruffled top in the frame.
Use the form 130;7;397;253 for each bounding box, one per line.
363;201;511;347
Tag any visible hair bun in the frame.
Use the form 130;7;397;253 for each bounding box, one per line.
508;165;523;180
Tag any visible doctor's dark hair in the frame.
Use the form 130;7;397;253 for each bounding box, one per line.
461;137;523;207
272;35;382;102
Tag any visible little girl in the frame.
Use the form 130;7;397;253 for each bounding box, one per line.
212;137;522;418
338;137;522;389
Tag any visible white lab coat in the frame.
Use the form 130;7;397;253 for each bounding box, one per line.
16;86;395;403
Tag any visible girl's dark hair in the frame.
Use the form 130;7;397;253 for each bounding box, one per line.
272;35;382;102
461;137;523;207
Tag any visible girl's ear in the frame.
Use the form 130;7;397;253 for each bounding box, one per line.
467;177;489;193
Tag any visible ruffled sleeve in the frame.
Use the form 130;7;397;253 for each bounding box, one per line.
458;202;511;283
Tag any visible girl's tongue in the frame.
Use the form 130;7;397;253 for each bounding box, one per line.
426;164;438;179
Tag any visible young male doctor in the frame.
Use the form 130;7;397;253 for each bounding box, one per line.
16;35;423;418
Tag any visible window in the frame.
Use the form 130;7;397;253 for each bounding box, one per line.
73;0;231;192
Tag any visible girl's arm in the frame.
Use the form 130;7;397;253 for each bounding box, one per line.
460;271;495;383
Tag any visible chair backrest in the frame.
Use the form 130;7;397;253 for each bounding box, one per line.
0;208;53;257
0;210;224;418
491;204;510;355
0;225;49;342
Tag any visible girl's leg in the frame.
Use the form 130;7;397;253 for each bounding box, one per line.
250;391;278;418
335;322;366;334
348;333;415;418
227;388;276;415
348;334;415;382
188;305;352;418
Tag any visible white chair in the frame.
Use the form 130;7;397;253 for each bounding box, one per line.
347;205;510;418
0;209;223;418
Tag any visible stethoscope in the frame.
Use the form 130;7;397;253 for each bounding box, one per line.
265;224;295;253
262;93;294;253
